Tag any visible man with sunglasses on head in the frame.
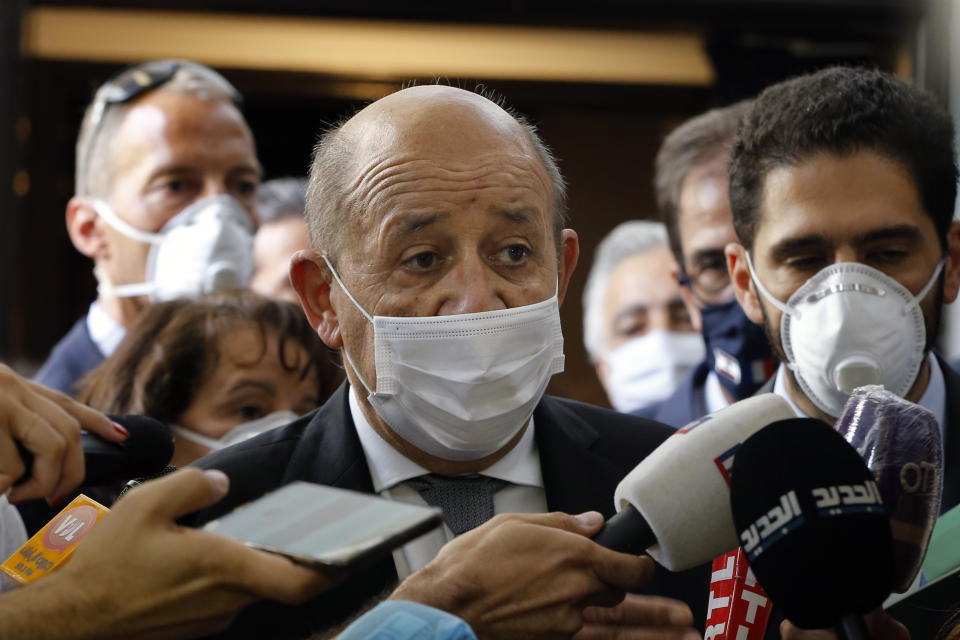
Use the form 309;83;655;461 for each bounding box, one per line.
35;60;261;396
652;101;776;429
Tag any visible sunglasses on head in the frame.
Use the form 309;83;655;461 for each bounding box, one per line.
82;59;242;189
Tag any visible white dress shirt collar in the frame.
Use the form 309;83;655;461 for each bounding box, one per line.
349;386;544;492
86;300;126;357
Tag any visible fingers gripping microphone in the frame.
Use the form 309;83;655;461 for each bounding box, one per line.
730;418;894;636
593;394;794;571
16;414;175;487
835;385;943;593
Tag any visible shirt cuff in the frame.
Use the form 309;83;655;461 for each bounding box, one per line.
340;600;477;640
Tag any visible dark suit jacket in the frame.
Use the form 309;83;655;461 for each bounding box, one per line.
33;316;104;395
653;361;711;429
189;383;692;639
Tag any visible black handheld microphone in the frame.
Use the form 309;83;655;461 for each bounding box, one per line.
16;414;175;487
730;417;895;638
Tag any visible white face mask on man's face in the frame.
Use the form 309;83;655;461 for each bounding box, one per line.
603;330;705;413
92;195;255;302
747;253;943;417
323;256;565;462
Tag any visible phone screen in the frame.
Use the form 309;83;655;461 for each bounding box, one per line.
203;481;442;568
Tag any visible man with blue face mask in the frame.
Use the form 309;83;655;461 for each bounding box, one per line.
652;101;776;428
34;60;261;395
188;85;703;639
726;67;960;639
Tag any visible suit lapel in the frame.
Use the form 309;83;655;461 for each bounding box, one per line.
533;396;629;518
282;383;376;493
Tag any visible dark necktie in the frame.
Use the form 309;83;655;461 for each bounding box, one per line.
407;474;509;536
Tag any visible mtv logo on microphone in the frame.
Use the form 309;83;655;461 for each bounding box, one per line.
1;495;109;585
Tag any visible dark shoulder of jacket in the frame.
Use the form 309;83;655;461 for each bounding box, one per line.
539;395;675;460
186;411;315;526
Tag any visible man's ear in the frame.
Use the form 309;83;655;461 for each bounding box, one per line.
726;242;765;324
556;229;580;307
290;250;342;349
942;220;960;304
672;261;703;332
66;196;107;260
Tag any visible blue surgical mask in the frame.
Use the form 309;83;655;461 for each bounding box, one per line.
700;298;775;400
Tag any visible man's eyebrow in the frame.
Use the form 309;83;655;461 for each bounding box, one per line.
852;224;924;246
494;209;535;225
769;234;830;262
614;303;648;324
394;212;448;236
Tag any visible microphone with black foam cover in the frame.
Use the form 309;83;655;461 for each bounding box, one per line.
592;393;794;571
835;385;942;593
16;414;175;487
730;417;894;638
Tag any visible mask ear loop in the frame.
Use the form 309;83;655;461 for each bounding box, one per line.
903;259;945;316
321;255;377;395
745;251;804;375
745;252;797;319
91;199;165;244
171;426;222;450
91;199;164;298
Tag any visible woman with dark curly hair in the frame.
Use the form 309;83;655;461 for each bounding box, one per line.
76;291;342;465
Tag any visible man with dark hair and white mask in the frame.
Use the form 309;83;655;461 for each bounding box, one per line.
582;220;703;417
35;60;261;395
189;85;702;639
726;67;960;638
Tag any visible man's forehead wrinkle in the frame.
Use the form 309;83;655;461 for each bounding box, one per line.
349;155;548;208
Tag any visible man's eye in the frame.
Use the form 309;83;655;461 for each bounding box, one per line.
405;252;438;270
785;256;827;271
234;179;258;196
166;179;184;193
499;245;530;264
869;249;909;265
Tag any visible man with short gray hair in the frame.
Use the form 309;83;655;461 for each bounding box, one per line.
35;60;261;394
582;220;703;415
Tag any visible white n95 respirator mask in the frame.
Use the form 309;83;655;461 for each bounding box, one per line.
92;195;254;302
323;256;565;462
747;254;942;417
172;410;298;451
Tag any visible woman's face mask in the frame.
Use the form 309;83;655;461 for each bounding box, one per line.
173;410;298;452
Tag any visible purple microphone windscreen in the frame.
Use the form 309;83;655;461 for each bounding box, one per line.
835;385;942;592
730;418;894;629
